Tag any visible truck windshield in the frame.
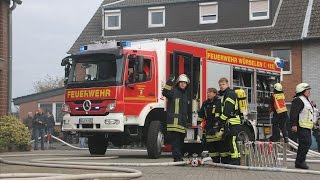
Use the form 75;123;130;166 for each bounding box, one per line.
68;53;124;87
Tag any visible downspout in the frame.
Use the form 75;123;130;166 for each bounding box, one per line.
8;0;22;114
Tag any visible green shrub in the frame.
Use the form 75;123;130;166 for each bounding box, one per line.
0;116;31;149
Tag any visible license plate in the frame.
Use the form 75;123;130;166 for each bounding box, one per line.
79;118;93;124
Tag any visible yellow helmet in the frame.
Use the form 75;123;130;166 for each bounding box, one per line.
274;83;282;91
176;74;190;84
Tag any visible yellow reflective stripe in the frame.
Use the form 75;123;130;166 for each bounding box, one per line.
215;113;220;117
167;128;186;133
167;124;185;130
173;118;178;125
230;136;240;158
175;98;180;114
164;85;172;90
208;152;219;157
220;152;230;157
228;116;241;125
221;114;228;120
225;97;235;105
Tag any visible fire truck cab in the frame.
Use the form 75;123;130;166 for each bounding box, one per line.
61;38;282;158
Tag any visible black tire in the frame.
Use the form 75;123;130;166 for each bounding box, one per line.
237;125;254;143
147;121;164;159
88;135;108;155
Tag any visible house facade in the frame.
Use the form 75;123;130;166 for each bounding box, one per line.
0;0;10;116
13;87;65;125
69;0;320;105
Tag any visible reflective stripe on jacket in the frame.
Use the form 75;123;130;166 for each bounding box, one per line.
220;88;241;125
162;81;188;133
273;93;288;114
298;96;314;129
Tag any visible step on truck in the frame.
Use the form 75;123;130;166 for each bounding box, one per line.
61;38;283;158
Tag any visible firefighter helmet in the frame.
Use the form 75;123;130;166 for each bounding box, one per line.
177;74;190;84
296;83;311;94
274;83;283;91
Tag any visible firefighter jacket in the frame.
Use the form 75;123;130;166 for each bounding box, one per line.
290;95;315;129
162;80;188;134
198;96;219;131
270;91;288;114
219;87;241;125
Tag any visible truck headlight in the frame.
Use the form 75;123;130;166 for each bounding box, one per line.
62;103;70;113
107;102;116;111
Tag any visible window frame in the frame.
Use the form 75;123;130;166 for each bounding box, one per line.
148;6;165;28
38;102;64;125
199;2;218;24
104;9;121;30
271;48;292;74
249;0;270;21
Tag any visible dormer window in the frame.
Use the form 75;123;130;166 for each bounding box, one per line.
199;2;218;24
148;6;165;28
104;10;121;30
249;0;269;21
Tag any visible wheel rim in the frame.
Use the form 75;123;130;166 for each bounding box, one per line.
238;131;249;143
157;131;164;153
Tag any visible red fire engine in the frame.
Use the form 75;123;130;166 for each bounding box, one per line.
61;38;283;158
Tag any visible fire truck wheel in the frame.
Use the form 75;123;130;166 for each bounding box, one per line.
147;121;164;159
88;135;108;155
237;125;254;143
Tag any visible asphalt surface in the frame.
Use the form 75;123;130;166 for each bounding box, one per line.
1;142;320;180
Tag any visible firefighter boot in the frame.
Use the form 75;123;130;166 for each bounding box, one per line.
211;157;220;163
221;156;230;164
295;162;309;169
229;158;240;165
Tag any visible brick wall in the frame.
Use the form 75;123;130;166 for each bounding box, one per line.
302;40;320;106
0;1;9;116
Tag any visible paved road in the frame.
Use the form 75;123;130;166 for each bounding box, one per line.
1;145;320;180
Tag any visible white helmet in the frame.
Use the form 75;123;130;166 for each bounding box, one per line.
274;83;282;91
177;74;190;84
295;83;311;94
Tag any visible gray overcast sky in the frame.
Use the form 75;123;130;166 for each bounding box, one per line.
12;0;102;98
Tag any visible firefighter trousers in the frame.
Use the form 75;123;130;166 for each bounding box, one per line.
271;113;289;142
296;128;312;164
223;124;241;165
170;132;185;161
207;140;230;163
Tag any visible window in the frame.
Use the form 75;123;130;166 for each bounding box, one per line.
249;0;269;20
199;2;218;24
128;57;152;83
39;102;64;125
272;49;291;74
239;49;254;53
104;10;121;30
148;6;165;27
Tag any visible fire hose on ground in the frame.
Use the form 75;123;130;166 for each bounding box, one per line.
1;136;320;179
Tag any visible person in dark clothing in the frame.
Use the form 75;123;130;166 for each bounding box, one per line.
163;74;190;162
46;111;55;144
311;102;320;152
290;83;315;169
24;112;33;139
217;77;241;165
198;88;229;163
269;83;289;143
33;107;47;150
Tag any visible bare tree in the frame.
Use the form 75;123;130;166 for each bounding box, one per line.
33;74;64;93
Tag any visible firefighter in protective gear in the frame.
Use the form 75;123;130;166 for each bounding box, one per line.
162;74;189;162
290;83;314;169
269;83;289;143
198;88;230;163
217;77;241;165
